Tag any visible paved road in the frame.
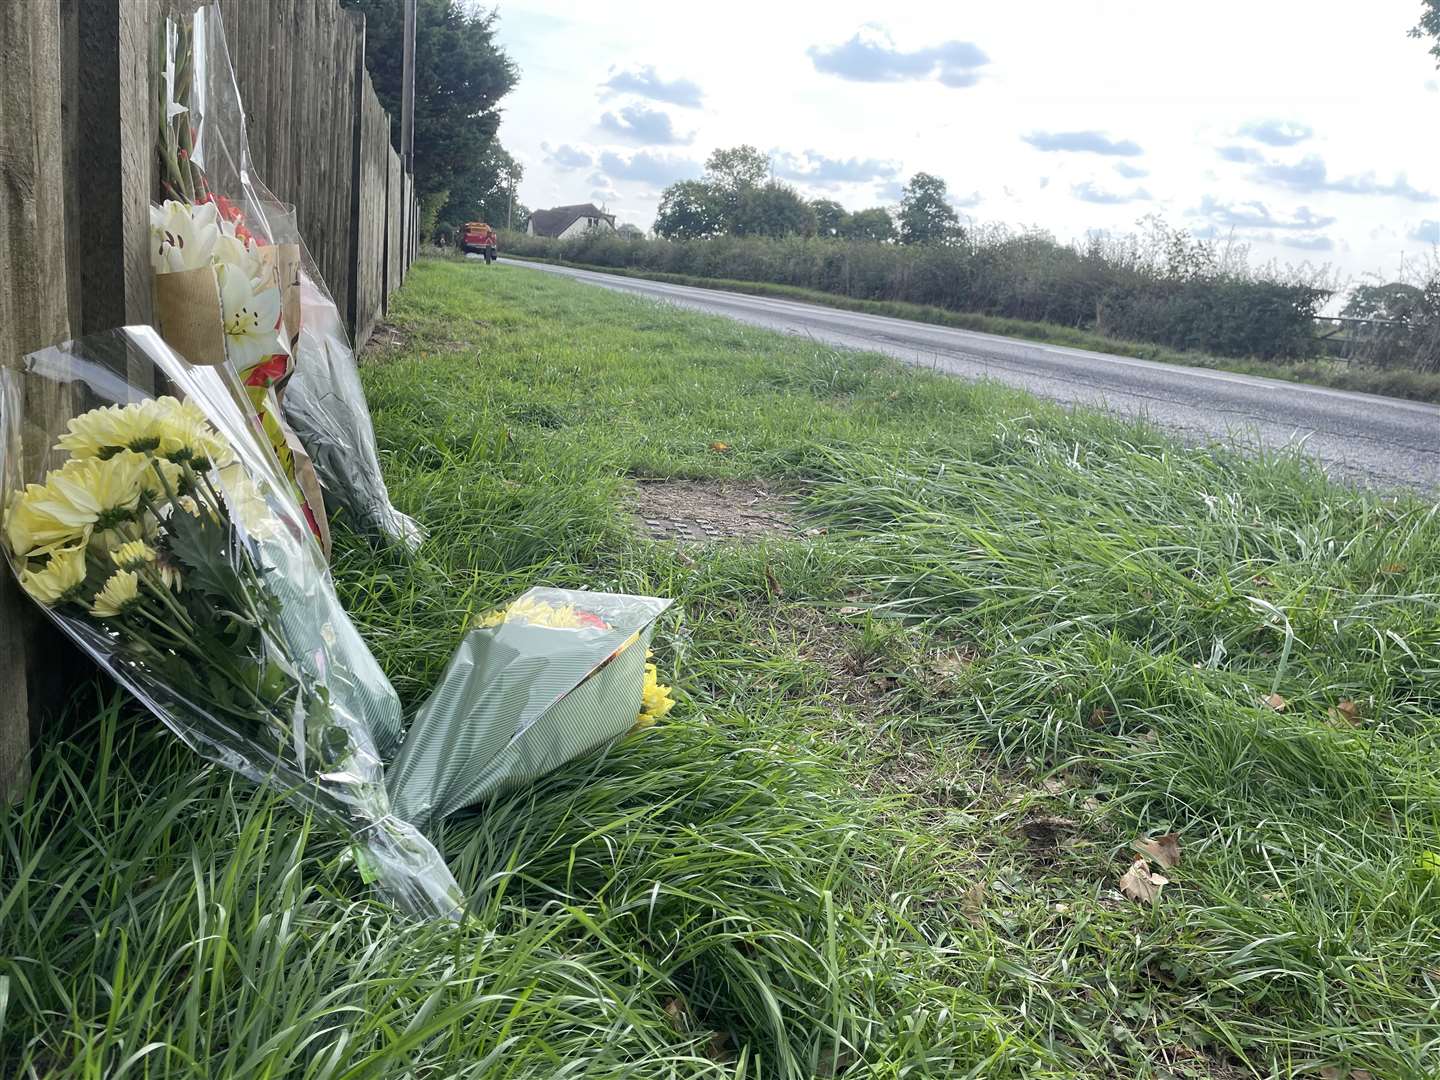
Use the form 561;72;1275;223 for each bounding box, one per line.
504;259;1440;492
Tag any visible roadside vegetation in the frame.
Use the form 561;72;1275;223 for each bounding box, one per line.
5;259;1439;1077
500;249;1440;405
501;144;1440;399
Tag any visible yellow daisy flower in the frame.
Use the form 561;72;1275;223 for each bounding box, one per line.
57;400;165;459
4;485;87;557
155;399;233;468
637;662;675;725
25;453;149;534
90;570;140;618
18;543;87;606
110;540;157;571
474;597;615;631
216;462;279;538
137;456;184;501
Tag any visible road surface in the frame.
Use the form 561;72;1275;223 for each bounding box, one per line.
503;259;1440;491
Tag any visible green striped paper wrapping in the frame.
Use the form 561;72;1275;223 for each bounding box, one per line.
387;588;672;828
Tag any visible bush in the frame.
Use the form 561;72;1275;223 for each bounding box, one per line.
501;227;1331;361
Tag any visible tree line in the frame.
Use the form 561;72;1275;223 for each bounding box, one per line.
505;217;1340;362
339;0;528;238
654;145;963;245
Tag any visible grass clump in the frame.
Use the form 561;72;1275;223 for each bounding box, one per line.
4;258;1438;1077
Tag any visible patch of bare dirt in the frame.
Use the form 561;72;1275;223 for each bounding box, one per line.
632;479;798;542
359;321;410;365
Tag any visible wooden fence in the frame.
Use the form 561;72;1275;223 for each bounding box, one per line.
0;0;416;802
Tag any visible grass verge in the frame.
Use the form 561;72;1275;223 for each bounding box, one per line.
4;258;1439;1077
503;251;1440;404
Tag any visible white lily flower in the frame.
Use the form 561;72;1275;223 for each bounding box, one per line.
212;229;265;285
150;200;220;274
218;263;283;367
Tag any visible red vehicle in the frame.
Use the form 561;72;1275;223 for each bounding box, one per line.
459;221;498;262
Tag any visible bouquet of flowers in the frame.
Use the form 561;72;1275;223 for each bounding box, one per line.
0;328;460;917
387;588;674;828
154;2;422;551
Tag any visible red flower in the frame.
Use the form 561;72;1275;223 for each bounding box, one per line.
243;355;290;389
203;193;256;245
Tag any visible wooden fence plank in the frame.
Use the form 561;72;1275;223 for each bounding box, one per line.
384;144;401;311
352;75;387;346
0;0;72;802
75;0;159;336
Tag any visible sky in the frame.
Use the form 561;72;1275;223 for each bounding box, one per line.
489;0;1439;286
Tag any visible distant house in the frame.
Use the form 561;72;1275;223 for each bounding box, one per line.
527;203;616;240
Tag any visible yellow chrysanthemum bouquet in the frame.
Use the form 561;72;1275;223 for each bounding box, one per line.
0;328;460;917
385;588;673;829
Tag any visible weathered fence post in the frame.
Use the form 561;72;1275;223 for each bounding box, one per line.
1;0;72;802
384;145;401;313
74;0;160;339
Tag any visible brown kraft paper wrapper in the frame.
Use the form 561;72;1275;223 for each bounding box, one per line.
155;266;227;366
259;244;303;347
284;424;332;558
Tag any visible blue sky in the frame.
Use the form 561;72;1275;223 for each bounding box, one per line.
491;0;1439;283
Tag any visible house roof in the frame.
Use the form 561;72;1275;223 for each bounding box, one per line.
529;203;616;237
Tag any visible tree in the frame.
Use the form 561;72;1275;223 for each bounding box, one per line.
735;183;816;238
340;0;518;196
843;206;896;243
1412;0;1440;65
436;142;525;233
654;180;725;239
811;199;847;238
701;145;770;227
703;145;770;193
1343;282;1426;324
898;172;962;245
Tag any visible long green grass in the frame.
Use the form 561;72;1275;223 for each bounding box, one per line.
3;258;1438;1077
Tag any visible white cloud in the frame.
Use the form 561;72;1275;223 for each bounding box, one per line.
600;66;703;107
597;104;692;145
1237;119;1313;146
1072;180;1151;204
1022;130;1143;156
808;27;988;87
498;0;1438;278
596;150;702;187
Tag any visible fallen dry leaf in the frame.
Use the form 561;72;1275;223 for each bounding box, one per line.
931;651;974;680
1119;856;1169;904
764;566;783;597
1264;692;1288;712
1330;699;1361;725
1133;832;1182;869
962;881;987;923
704;1030;733;1063
663;997;690;1033
709;441;731;453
